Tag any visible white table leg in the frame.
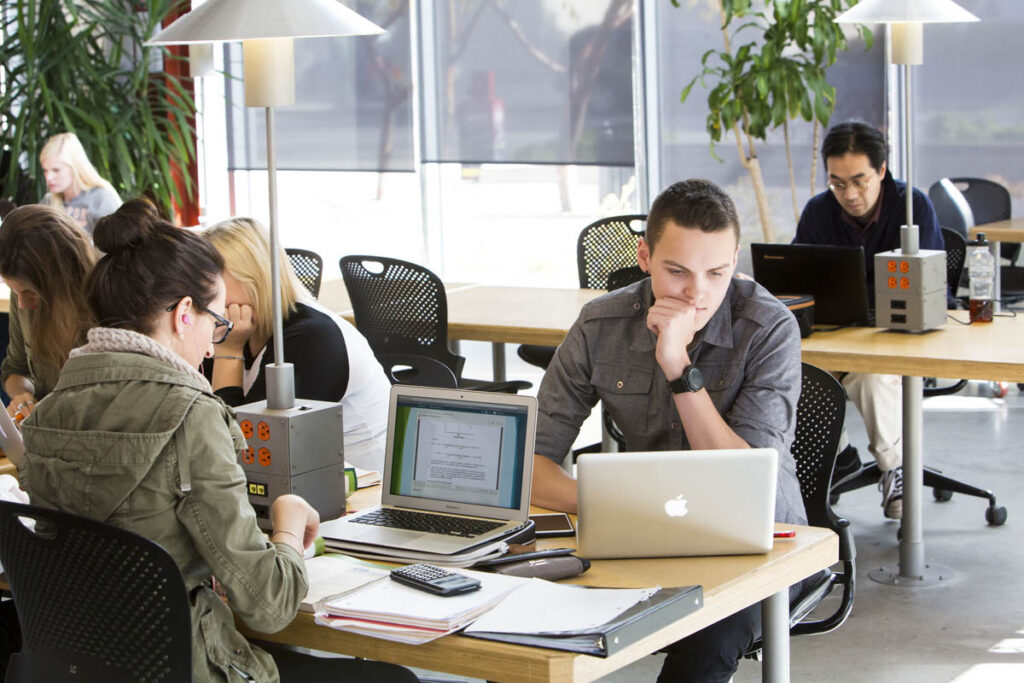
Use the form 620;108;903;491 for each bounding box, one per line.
762;589;789;683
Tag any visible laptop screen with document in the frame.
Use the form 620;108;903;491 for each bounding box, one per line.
380;386;536;522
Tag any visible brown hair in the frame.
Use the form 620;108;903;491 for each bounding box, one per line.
0;205;98;370
646;179;740;250
88;198;224;334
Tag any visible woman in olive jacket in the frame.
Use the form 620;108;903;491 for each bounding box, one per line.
18;199;415;683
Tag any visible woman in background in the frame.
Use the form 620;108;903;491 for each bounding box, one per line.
19;199;415;682
203;218;391;472
0;205;96;418
39;132;121;235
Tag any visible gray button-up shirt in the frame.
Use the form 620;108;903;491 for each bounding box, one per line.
536;277;806;525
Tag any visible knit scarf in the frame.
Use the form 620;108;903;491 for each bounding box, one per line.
70;327;212;391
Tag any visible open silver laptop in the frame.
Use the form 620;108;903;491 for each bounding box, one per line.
320;385;536;555
577;449;778;559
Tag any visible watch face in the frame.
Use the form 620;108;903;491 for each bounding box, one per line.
684;365;704;391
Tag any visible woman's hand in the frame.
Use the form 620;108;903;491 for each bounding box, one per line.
220;303;256;355
269;494;321;553
8;392;36;421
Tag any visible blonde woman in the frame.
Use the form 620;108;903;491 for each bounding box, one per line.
203;218;391;472
0;205;97;418
39;132;121;235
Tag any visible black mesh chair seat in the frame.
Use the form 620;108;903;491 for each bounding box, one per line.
286;248;324;299
340;255;530;394
0;501;192;682
745;363;856;660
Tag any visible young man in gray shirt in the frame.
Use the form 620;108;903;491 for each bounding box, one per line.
532;179;807;683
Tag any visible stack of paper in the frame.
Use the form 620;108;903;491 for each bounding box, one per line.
344;461;382;489
300;554;389;613
324;537;509;568
315;567;527;644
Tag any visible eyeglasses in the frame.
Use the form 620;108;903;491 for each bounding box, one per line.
828;175;876;194
164;300;234;344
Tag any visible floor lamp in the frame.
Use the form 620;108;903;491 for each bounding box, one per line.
149;0;383;410
835;0;978;586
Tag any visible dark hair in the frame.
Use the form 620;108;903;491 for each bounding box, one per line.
88;198;224;334
646;179;740;249
821;120;888;172
0;205;97;369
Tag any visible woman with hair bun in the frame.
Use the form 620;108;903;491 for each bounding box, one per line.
39;132;121;235
17;199;415;683
0;205;97;419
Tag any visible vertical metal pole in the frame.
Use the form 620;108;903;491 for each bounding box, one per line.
634;0;661;210
762;590;790;683
412;0;444;271
265;105;295;409
899;375;924;577
903;64;914;235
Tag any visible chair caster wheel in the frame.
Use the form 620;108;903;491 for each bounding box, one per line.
985;506;1007;526
933;488;953;502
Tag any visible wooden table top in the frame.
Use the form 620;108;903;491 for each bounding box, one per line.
240;486;837;683
969;217;1024;243
800;314;1024;382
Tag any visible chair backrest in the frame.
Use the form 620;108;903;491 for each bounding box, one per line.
285;248;324;298
941;226;967;294
0;501;192;683
339;255;465;378
576;214;647;289
793;363;846;530
377;352;459;388
930;177;1015;263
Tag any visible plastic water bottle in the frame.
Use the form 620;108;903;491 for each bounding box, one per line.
968;232;995;323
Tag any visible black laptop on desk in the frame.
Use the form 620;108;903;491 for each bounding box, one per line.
750;243;872;325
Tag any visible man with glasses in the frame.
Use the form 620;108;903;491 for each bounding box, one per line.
794;120;944;519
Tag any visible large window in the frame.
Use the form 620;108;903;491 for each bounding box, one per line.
913;0;1024;217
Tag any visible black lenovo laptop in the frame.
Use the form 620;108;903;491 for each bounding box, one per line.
750;243;872;325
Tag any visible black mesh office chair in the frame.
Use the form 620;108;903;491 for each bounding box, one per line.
923;228;969;398
339;255;530;394
517;215;648;370
930;178;1020;302
377;352;459;388
0;501;192;682
285;248;324;299
745;363;856;660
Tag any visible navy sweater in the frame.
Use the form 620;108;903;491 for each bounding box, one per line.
794;170;944;292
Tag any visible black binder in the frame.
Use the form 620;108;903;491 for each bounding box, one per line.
462;584;703;657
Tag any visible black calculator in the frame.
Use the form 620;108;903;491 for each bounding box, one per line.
389;563;482;596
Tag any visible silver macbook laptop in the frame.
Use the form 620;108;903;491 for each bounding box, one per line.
320;385;536;555
577;449;778;559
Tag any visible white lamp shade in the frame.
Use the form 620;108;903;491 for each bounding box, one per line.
835;0;979;25
147;0;383;45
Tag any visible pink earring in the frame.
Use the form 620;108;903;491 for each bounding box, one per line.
182;314;192;325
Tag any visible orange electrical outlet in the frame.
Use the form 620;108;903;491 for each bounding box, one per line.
888;276;898;289
900;277;910;289
241;446;254;465
240;419;254;439
887;260;898;273
900;261;910;273
257;447;272;466
257;421;271;441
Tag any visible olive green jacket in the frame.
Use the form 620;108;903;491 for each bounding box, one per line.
0;294;61;399
20;347;307;683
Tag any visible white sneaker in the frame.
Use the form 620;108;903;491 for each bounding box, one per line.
879;467;903;519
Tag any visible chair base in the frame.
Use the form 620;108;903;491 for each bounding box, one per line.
831;461;1007;526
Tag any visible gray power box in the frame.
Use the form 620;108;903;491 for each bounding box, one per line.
235;399;345;531
873;249;947;331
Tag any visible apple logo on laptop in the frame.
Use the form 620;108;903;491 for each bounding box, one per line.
664;494;689;517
